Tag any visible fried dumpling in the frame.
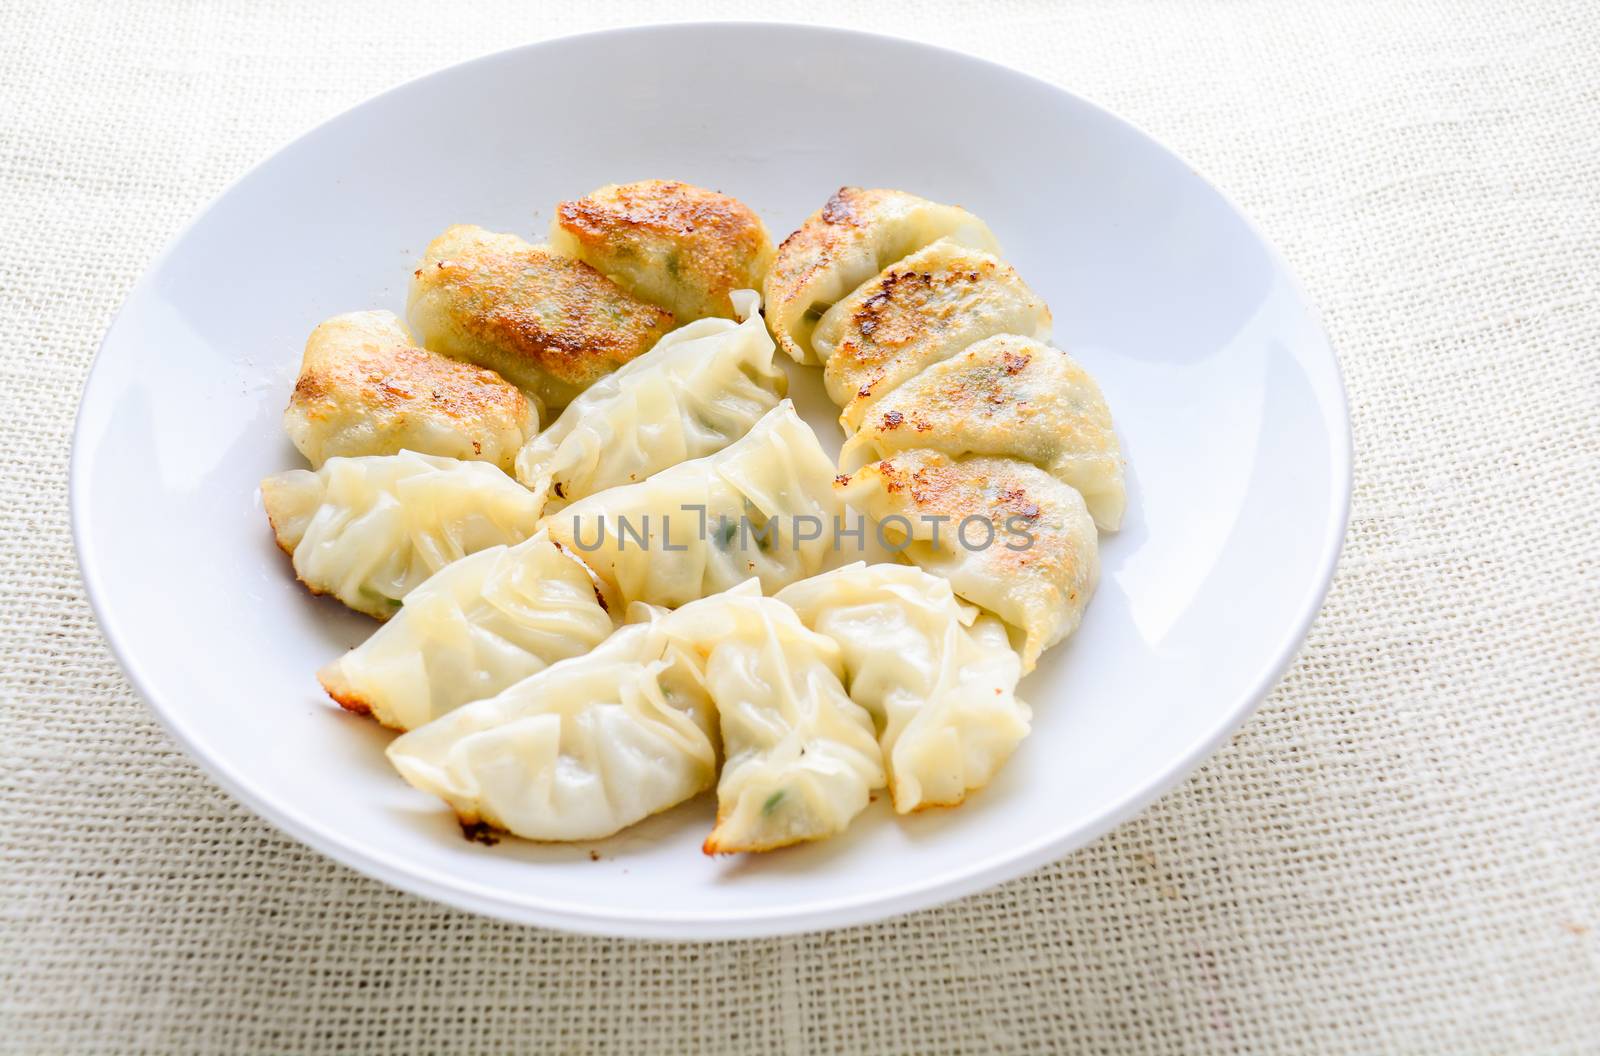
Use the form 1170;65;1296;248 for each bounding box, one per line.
543;401;842;608
777;563;1029;813
317;532;617;731
513;290;784;510
284;310;535;471
387;614;718;842
764;188;1000;365
815;240;1052;432
260;451;541;619
549;180;775;322
658;585;884;853
836;451;1099;671
407;225;675;410
839;334;1125;530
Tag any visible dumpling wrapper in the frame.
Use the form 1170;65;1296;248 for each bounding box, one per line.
317;531;617;731
764;187;999;366
777;563;1029;813
839;334;1125;531
543;401;843;608
815;240;1051;432
836;451;1099;672
513;289;785;510
284;310;535;472
261;450;541;619
387;614;718;843
658;584;885;853
407;224;674;410
549;180;775;321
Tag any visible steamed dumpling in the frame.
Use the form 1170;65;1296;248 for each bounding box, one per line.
407;225;675;410
839;334;1125;530
284;310;535;471
260;451;541;619
387;614;718;842
543;401;842;608
317;532;617;731
815;240;1051;432
549;180;775;321
659;585;884;853
764;188;1000;365
836;451;1099;671
777;563;1029;813
513;290;784;510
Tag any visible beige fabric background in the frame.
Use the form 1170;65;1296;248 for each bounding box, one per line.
3;1;1597;1051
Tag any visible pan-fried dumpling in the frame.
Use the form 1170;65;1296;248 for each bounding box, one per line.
284;310;535;471
839;334;1125;530
777;563;1029;813
407;225;675;410
659;586;884;853
815;240;1052;432
765;188;1000;365
543;401;842;608
386;614;717;842
513;290;784;510
317;532;617;731
549;180;775;322
261;451;541;619
836;451;1099;671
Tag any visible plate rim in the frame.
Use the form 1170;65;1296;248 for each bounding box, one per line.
69;20;1353;939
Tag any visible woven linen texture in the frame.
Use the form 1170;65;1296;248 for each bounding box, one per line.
2;1;1597;1052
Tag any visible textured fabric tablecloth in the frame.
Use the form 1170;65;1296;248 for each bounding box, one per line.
3;1;1597;1051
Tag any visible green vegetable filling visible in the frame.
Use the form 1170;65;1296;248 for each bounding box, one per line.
761;790;786;816
361;588;402;612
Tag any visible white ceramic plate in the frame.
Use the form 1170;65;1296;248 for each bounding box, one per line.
72;23;1349;939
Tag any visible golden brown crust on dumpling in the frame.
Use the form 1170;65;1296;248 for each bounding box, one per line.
292;342;523;431
764;188;895;363
316;661;377;722
551;180;773;321
840;334;1125;530
702;828;802;856
764;188;1001;366
838;262;1008;381
863;455;1062;583
286;310;533;471
318;666;382;722
700;802;835;856
263;508;296;559
836;451;1098;670
409;225;674;408
819;241;1050;430
860;339;1043;435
